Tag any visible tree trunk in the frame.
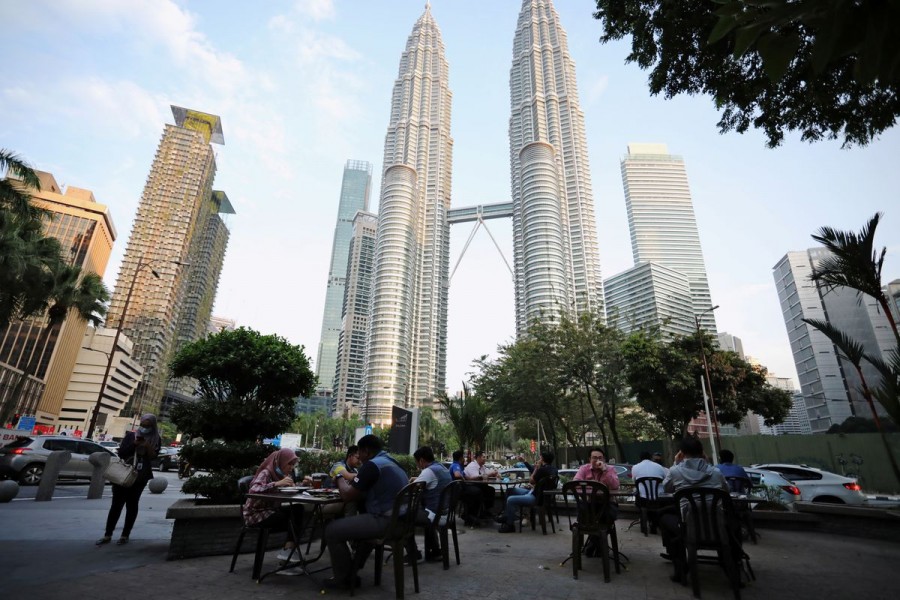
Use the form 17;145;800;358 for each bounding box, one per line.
603;402;627;462
878;297;900;345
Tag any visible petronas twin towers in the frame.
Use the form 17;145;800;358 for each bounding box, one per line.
365;1;602;423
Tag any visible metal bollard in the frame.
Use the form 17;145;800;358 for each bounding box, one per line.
35;450;71;502
88;451;111;499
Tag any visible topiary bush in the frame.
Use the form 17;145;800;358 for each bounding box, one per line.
180;441;273;472
181;467;256;504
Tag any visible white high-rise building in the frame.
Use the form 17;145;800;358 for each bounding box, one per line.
604;262;693;338
620;143;717;334
366;5;453;424
509;0;604;332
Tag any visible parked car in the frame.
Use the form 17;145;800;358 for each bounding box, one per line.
744;467;801;507
97;441;120;455
0;435;115;485
152;446;181;472
498;467;530;481
751;463;865;505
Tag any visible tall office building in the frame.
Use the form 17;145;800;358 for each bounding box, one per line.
717;332;745;356
167;189;234;397
366;5;453;423
604;262;694;338
316;160;372;394
620;143;717;334
107;105;225;416
509;0;604;332
773;248;891;432
0;172;116;427
333;211;378;417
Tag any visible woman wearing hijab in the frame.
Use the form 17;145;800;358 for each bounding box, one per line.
243;447;305;562
97;413;162;545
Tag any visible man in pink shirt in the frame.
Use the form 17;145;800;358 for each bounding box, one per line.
574;447;620;522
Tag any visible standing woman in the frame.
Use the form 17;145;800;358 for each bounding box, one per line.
97;414;162;545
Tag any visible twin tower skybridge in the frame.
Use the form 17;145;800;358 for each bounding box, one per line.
447;201;514;283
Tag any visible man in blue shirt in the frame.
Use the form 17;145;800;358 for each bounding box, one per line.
405;446;452;563
324;435;407;589
717;449;751;492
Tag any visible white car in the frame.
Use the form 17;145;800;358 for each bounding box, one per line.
751;463;865;505
744;467;801;507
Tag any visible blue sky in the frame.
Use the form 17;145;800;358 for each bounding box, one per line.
2;0;898;393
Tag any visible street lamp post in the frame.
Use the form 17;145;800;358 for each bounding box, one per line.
694;305;721;455
85;256;159;439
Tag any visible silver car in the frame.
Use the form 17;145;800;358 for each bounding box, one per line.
751;463;866;505
744;467;801;507
0;435;115;485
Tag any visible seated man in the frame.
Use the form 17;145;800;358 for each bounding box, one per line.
325;445;361;516
658;437;730;583
574;447;620;521
404;446;452;563
498;450;558;533
324;435;408;589
463;450;498;524
717;449;751;493
449;449;465;481
632;450;669;532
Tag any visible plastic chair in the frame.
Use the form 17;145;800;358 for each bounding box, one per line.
518;475;559;534
674;486;752;599
229;475;273;580
725;476;758;544
561;480;620;582
349;481;426;599
430;480;463;569
633;476;664;536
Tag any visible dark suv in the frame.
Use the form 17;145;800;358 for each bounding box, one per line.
0;435;115;485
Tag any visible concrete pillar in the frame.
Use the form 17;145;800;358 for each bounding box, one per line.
35;450;71;502
148;477;168;494
0;480;19;502
88;451;111;499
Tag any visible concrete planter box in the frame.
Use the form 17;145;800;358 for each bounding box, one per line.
165;498;285;560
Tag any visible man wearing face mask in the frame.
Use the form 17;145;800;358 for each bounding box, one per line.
97;414;162;546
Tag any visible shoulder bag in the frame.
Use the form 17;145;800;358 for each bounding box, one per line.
105;453;138;487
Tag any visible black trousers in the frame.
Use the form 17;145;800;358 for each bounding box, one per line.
104;477;150;537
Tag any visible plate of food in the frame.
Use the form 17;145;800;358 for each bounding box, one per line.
281;486;309;493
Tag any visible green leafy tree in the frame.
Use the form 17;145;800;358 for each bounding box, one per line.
593;0;900;147
622;328;792;438
439;383;493;453
169;327;316;442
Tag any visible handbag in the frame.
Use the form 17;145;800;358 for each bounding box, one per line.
105;453;138;487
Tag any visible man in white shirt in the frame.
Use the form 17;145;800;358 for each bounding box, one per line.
632;451;668;497
462;451;498;525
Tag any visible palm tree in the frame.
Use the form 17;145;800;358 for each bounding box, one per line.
440;383;493;453
0;264;109;426
804;318;900;484
0;149;42;217
810;212;899;344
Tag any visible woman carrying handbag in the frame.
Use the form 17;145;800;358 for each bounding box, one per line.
97;414;162;545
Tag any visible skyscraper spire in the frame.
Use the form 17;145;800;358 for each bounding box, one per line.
509;0;604;332
365;6;453;423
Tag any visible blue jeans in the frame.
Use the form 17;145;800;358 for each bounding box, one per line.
504;487;536;524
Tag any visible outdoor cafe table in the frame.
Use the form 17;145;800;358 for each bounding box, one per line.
463;478;529;501
246;489;345;582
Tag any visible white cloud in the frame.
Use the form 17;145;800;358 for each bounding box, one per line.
587;75;609;104
295;29;362;65
293;0;336;22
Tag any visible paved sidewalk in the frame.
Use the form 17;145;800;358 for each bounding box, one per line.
2;475;899;600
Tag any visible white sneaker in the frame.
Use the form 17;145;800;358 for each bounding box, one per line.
277;548;297;562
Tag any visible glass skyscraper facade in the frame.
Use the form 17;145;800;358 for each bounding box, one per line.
316;160;372;393
366;5;453;424
620;143;717;334
509;0;604;332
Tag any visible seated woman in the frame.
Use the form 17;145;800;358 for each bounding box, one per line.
242;448;305;562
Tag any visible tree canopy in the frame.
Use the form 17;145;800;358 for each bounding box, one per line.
622;328;792;438
593;0;900;147
169;327;316;441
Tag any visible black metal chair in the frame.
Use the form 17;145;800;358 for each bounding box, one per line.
725;476;758;544
674;486;753;599
561;480;620;582
633;476;664;536
229;475;274;580
518;475;559;534
430;480;463;569
349;481;426;599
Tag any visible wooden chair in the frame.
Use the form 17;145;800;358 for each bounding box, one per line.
561;480;620;582
725;476;758;544
430;480;463;569
519;475;559;534
633;476;664;536
350;481;426;599
674;486;753;599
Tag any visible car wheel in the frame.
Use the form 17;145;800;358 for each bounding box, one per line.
812;496;845;504
19;463;44;486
